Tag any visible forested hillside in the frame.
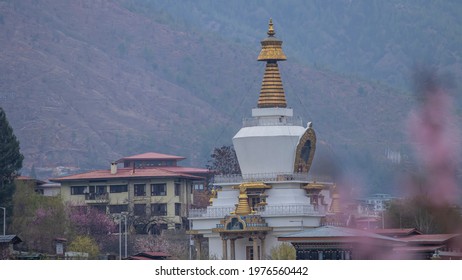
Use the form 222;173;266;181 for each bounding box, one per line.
125;0;462;90
1;0;460;193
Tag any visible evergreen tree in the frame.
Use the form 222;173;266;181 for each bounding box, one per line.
206;145;241;175
0;107;24;231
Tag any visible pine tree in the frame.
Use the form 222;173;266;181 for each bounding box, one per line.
0;107;24;231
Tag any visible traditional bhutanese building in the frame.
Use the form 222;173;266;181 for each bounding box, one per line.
51;152;210;234
188;19;335;260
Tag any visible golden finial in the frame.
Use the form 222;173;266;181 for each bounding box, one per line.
267;18;275;37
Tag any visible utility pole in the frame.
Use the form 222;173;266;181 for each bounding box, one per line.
124;213;128;259
119;212;128;260
119;217;122;260
189;208;192;260
0;207;5;235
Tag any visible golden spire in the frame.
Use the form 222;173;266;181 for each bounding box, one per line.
257;19;287;108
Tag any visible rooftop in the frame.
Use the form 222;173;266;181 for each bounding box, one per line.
128;251;170;260
398;234;461;244
15;176;46;185
50;167;203;182
278;226;404;243
0;235;22;244
159;166;211;175
370;228;423;237
116;152;185;163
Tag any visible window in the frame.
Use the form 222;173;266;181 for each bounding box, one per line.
96;185;106;194
134;160;176;168
134;184;146;196
194;183;204;190
175;203;182;216
151;203;167;216
71;186;86;195
110;185;128;193
249;196;262;208
88;185;107;194
151;183;166;196
109;204;128;214
134;204;146;216
174;183;181;196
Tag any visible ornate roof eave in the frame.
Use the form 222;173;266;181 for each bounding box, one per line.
302;181;328;191
233;182;272;190
212;227;273;234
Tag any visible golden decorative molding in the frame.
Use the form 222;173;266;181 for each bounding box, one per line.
236;182;272;189
293;126;316;174
212;215;272;233
302;182;325;191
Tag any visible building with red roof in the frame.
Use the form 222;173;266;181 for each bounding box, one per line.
51;152;211;234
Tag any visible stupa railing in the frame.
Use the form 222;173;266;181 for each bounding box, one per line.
213;172;331;184
189;204;325;218
242;116;303;127
189;207;235;218
254;204;325;216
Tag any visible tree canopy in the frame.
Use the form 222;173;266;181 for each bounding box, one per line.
0;107;23;230
384;195;462;234
206;145;241;175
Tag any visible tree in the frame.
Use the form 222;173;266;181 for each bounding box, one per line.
0;107;24;231
132;231;189;259
12;179;68;253
269;243;296;260
67;236;100;260
206;145;241;175
67;205;117;253
67;206;116;237
384;195;462;234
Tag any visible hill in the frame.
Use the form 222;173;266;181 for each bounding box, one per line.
130;0;462;90
2;0;456;193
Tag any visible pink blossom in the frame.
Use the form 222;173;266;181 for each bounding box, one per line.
406;74;461;205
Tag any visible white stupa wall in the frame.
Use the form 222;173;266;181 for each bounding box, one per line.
233;125;305;175
265;187;310;205
210;188;239;207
